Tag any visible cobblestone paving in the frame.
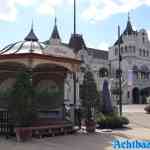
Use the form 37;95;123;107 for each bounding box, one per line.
1;105;149;150
112;104;150;140
0;133;117;150
123;104;150;128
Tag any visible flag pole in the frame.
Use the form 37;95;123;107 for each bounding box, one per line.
74;0;76;34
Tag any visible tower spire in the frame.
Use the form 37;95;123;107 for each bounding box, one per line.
123;12;134;35
74;0;76;34
24;20;38;41
128;12;130;22
55;16;57;26
50;17;60;40
31;19;34;31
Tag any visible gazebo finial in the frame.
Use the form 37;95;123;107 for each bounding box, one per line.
50;16;60;39
24;19;38;42
31;19;34;31
128;12;130;22
55;16;57;26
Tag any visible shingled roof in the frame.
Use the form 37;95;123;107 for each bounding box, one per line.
69;34;86;52
87;48;108;60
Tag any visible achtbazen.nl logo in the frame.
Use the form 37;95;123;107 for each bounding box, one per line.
112;139;150;149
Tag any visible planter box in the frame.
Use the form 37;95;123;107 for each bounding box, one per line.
15;127;32;142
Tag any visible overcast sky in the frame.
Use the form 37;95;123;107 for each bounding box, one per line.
0;0;150;50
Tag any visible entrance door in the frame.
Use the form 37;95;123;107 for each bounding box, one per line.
132;88;140;104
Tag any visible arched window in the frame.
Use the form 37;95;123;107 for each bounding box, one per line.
133;46;136;53
147;51;149;57
125;46;127;53
140;65;149;80
129;45;132;52
132;65;139;80
142;37;145;43
99;68;109;78
143;49;145;57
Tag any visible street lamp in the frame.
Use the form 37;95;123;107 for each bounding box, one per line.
118;25;122;116
73;72;78;125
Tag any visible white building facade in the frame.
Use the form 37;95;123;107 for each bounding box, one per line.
49;16;150;105
109;17;150;104
70;16;150;105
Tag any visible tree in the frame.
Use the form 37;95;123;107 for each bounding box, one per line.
102;80;113;114
8;71;37;127
80;71;99;120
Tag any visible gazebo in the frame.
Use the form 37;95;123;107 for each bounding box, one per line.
0;22;81;133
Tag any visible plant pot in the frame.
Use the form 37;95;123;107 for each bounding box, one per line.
144;105;150;114
85;119;96;133
15;127;32;142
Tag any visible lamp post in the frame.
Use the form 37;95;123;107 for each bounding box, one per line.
118;25;122;116
73;72;77;125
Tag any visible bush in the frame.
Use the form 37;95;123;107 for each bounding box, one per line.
144;105;150;114
96;113;129;129
8;71;37;127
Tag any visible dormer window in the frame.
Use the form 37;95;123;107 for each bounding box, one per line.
143;49;145;57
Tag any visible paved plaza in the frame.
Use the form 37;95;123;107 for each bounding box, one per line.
112;104;150;140
123;104;150;128
0;133;117;150
0;105;150;150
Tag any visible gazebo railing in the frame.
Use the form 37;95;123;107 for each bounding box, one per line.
0;109;9;136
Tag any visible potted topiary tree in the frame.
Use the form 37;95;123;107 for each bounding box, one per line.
80;70;99;133
8;71;37;142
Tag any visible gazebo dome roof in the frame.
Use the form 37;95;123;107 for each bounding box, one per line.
0;26;46;55
0;41;46;55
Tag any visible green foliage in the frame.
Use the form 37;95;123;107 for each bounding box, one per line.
80;71;99;120
8;71;37;127
96;112;129;129
34;89;64;109
95;92;103;113
35;88;63;97
0;89;11;98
